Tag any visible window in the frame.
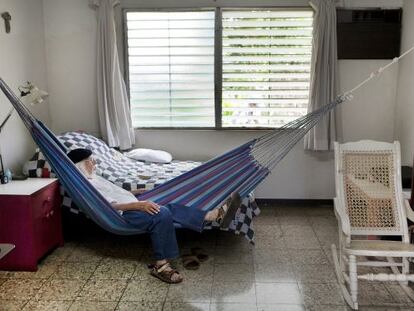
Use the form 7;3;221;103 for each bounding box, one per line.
124;9;313;128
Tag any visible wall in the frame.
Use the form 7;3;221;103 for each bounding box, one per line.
394;0;414;166
42;0;401;198
42;0;100;137
0;0;50;173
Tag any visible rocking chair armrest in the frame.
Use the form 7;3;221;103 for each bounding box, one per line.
404;199;414;223
334;197;351;236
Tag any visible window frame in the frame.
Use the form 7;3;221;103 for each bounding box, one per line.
122;6;313;130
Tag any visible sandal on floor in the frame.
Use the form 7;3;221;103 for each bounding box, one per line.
181;255;200;270
219;192;242;229
191;247;209;262
150;262;183;284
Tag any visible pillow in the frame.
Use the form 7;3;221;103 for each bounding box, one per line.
125;148;173;164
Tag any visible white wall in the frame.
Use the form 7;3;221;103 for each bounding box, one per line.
395;0;414;166
42;0;401;199
42;0;100;137
0;0;50;173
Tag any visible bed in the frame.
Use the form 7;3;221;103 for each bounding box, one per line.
24;131;260;243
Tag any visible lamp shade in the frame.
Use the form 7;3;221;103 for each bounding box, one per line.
26;86;48;105
19;82;48;105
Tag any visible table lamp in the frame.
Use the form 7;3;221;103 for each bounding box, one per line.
0;81;48;183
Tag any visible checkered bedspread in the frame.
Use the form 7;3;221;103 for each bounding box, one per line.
23;131;260;243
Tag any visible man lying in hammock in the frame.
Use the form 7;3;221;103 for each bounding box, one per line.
67;148;241;284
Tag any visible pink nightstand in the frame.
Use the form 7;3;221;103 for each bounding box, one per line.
0;178;63;271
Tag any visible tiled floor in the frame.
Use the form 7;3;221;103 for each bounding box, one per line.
1;203;414;311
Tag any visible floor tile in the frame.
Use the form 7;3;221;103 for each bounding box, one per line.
313;227;339;248
102;243;145;261
293;264;337;283
357;282;397;306
34;279;86;301
210;303;258;311
51;262;97;280
255;225;283;238
65;245;104;263
0;299;28;311
253;207;278;225
304;206;334;217
305;305;349;311
255;237;287;250
174;262;214;283
44;244;76;263
69;301;117;311
0;278;46;300
253;248;290;264
166;280;212;303
288;249;329;266
256;282;302;304
281;225;315;236
116;301;163;311
385;283;414;306
77;279;128;301
281;226;321;249
216;232;254;251
279;216;311;226
308;216;337;228
131;262;153;281
211;281;256;303
357;307;402;311
163;302;210;311
258;304;305;311
254;261;296;283
8;262;58;279
214;247;253;264
298;282;345;306
22;300;72;311
120;279;169;302
214;263;255;283
322;246;337;265
275;206;310;217
253;226;285;249
92;258;136;279
283;236;321;250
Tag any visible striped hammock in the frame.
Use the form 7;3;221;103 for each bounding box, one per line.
2;41;406;235
0;77;345;235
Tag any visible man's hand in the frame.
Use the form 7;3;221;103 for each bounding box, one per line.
139;201;160;215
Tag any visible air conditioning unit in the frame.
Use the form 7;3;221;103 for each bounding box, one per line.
337;8;402;59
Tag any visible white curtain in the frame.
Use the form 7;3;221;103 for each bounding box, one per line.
90;0;135;150
304;0;338;151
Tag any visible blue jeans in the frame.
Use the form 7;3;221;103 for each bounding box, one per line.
122;204;208;260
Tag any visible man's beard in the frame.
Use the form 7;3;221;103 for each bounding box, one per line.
76;161;96;179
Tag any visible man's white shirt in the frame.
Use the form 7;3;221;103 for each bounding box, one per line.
89;175;138;214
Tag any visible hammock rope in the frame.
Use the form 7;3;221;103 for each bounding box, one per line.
0;46;412;235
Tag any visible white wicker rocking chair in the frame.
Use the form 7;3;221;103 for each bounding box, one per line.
332;140;414;310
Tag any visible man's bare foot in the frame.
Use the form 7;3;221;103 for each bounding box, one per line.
204;208;220;222
203;192;242;227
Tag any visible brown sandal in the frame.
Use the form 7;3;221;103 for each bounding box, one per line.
191;247;209;262
150;262;183;284
181;255;200;270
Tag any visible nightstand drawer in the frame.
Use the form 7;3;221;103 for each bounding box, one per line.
32;181;62;259
32;180;60;220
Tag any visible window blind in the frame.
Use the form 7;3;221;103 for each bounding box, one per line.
126;11;215;127
222;10;313;128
